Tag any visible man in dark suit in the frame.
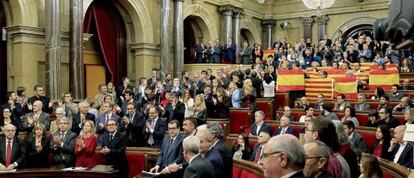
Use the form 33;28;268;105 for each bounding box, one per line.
0;124;25;171
250;110;271;136
27;84;51;113
120;103;145;147
343;120;368;158
196;125;223;178
163;92;185;124
146;106;166;147
195;39;207;63
273;116;295;136
203;86;215;117
303;141;332;178
259;134;306;178
250;131;270;163
23;100;51;132
71;101;95;135
99;119;129;178
354;94;371;112
182;136;215;178
209;123;232;178
50;117;77;168
96;102;120;134
149;120;184;176
147;70;159;87
116;77;134;105
389;125;413;168
120;90;139;117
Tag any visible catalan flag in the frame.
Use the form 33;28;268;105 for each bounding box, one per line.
277;70;305;91
333;77;358;99
305;78;333;98
369;70;400;90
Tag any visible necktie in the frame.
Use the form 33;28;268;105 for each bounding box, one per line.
148;120;155;145
109;134;114;141
166;139;174;156
282;128;286;134
60;133;65;140
106;115;110;123
5;140;11;167
254;146;262;163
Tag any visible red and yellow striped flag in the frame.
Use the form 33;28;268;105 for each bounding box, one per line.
369;64;398;71
263;49;274;59
333;77;358;99
369;70;400;90
326;69;346;80
277;70;305;91
305;78;332;98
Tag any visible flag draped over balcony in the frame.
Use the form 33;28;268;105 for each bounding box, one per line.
333;77;358;99
369;70;400;90
277;70;305;91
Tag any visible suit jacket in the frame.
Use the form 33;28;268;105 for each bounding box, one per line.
354;102;371;112
391;142;413;168
273;126;295;136
121;112;145;147
0;136;26;167
96;113;120;134
349;131;368;157
145;118;166;147
204;147;224;178
156;133;184;168
287;171;306;178
213;140;232;178
27;95;51;113
23;112;51;132
249;143;263;162
26;133;50;168
100;130;129;177
50;130;77;168
204;94;215;117
71;112;95;135
184;154;215;178
163;101;185;124
250;122;271;136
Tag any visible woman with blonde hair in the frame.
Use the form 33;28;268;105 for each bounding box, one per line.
228;82;241;108
240;79;257;110
404;108;414;124
26;123;50;168
213;87;230;118
181;89;194;118
75;120;98;169
359;153;383;178
191;94;207;125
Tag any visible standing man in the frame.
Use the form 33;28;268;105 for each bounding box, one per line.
163;92;185;124
71;101;95;135
27;85;51;113
0;124;25;171
145;106;166;147
209;123;232;178
121;103;145;147
208;40;221;63
23;100;51;132
240;41;252;64
195;39;207;63
196;125;224;178
223;37;236;64
182;136;215;178
50;117;77;168
96;102;120;134
99;119;129;178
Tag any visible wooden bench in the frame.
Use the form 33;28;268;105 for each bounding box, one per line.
379;157;411;178
233;158;264;178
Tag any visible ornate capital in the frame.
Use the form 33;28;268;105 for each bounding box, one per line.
262;19;276;27
316;15;329;25
173;0;184;2
301;17;314;26
219;5;244;16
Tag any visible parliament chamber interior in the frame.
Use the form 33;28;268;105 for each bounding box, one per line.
1;0;414;178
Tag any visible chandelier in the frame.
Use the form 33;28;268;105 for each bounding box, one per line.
302;0;335;10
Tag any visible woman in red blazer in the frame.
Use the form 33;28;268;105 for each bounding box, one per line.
74;120;97;169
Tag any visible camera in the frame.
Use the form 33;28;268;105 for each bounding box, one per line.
373;0;414;49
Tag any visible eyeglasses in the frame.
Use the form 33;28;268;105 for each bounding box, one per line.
261;151;283;160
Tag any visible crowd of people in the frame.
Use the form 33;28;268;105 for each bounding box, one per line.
1;33;414;178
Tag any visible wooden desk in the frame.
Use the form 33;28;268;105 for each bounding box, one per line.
0;168;118;178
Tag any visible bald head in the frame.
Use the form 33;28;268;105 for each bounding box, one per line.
33;100;43;112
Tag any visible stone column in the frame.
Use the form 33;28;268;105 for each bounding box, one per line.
317;15;329;41
302;17;314;42
45;0;61;99
69;0;84;100
232;7;243;64
262;20;276;49
160;0;170;80
173;0;184;78
219;5;234;41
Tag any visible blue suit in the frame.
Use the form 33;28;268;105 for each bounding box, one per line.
96;113;120;134
156;133;184;168
391;143;413;168
250;122;271;136
204;147;224;178
273;126;295;136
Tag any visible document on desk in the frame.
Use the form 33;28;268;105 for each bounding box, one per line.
62;167;87;171
141;171;161;176
0;169;16;173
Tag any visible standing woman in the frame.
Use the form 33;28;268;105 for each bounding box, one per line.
26;123;50;168
181;90;194;118
213;87;230;118
369;125;392;160
75;120;98;169
228;82;241;108
240;79;257;111
254;44;264;61
191;95;207;125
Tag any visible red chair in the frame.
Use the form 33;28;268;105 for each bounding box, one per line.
126;153;146;178
230;108;252;134
358;129;376;149
256;98;274;120
240;170;262;178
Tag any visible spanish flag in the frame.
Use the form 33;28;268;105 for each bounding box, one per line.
369;64;398;71
333;77;358;99
277;70;305;91
326;69;346;80
263;49;274;59
369;70;400;90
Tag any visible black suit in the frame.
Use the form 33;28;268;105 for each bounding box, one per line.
250;122;271;136
71;112;95;135
183;155;215;178
145;118;166;147
50;130;77;168
163;101;185;124
288;171;306;178
390;142;413;168
100;130;129;177
156;133;184;168
204;94;215;117
0;136;26;168
27;95;51;113
121;112;145;147
26;133;50;168
213;140;232;178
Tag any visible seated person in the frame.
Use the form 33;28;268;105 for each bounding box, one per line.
334;94;351;111
320;103;339;121
343;120;368;158
250;131;270;163
299;106;315;123
388;125;413;168
276;106;296;121
365;110;385;128
296;97;310;110
389;84;403;101
273;116;295;136
50;117;77;168
232;133;252;160
369;125;392;160
377;95;391;111
314;94;325;109
393;97;412;113
0;124;25;171
341;106;359;127
250;110;271;136
401;79;414;90
378;107;400;129
354;93;371;111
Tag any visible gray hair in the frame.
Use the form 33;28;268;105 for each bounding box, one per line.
269;135;305;169
208;123;224;139
55;107;66;115
197;124;212;142
255;110;265;117
305;140;330;159
58;116;69;123
183;135;200;154
79;101;90;108
332;120;349;146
